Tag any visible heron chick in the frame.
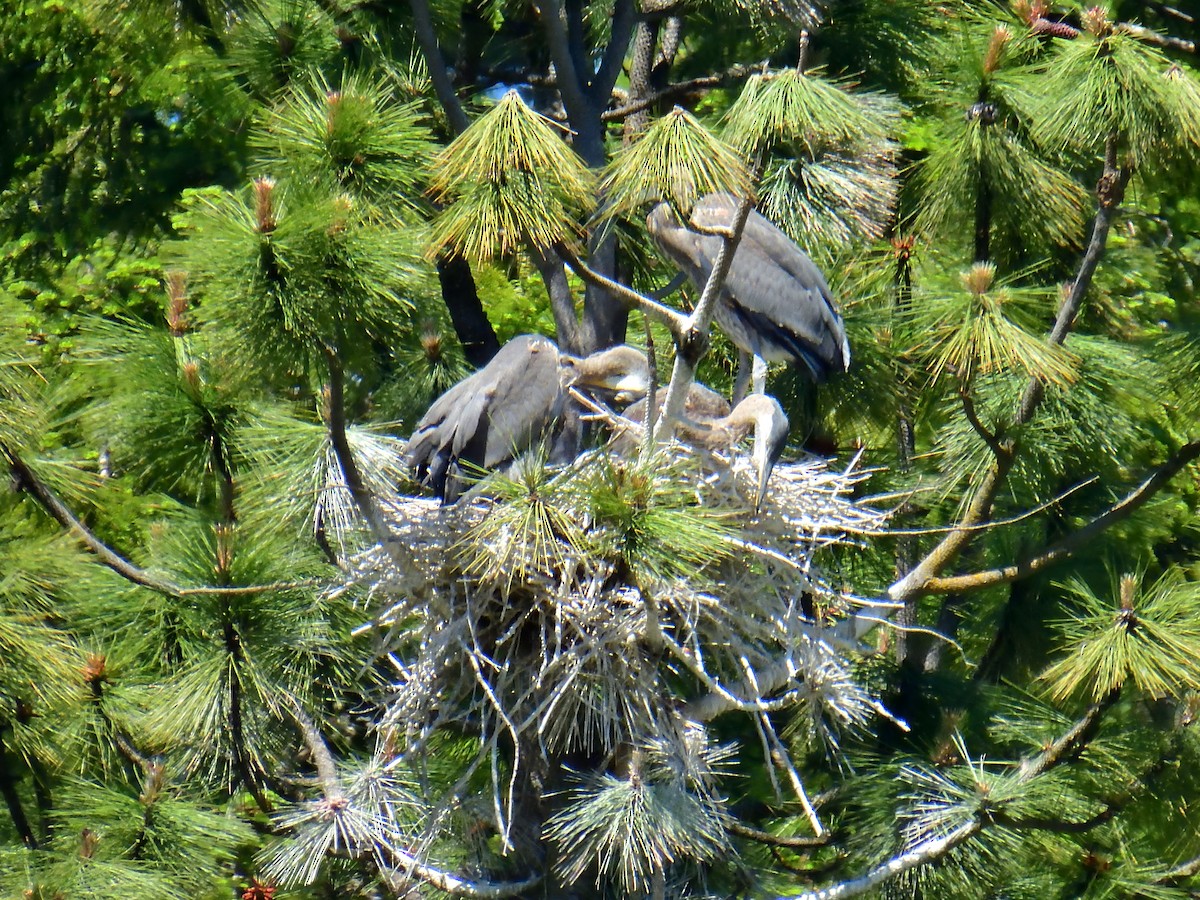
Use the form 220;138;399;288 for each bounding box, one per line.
694;394;790;509
647;193;850;395
620;386;787;509
405;335;649;503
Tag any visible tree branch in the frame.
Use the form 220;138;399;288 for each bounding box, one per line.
923;440;1200;594
408;0;470;135
2;442;185;597
790;689;1121;900
322;347;395;546
555;241;689;337
887;142;1132;604
590;0;638;105
728;820;834;849
601;63;759;122
651;193;755;444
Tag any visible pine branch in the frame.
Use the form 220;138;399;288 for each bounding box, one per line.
1115;21;1195;53
4;441;323;597
1018;687;1120;780
291;704;541;898
224;619;273;815
727;820;835;849
603;63;760;122
923;440;1200;594
887;142;1133;604
789;820;981;900
2;441;184;597
958;380;1007;461
789;691;1121;900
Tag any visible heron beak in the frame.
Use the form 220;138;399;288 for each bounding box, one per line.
752;402;789;512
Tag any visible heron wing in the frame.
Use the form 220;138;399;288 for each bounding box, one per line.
477;337;564;468
691;194;850;379
406;335;561;492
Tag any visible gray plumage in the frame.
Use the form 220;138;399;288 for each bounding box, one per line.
647;193;850;382
406;335;649;502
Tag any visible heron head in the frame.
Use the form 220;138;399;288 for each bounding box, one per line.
725;394;789;511
563;345;650;405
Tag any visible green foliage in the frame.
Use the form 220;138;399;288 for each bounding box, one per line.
604;107;752;222
429;91;595;259
1043;571;1200;702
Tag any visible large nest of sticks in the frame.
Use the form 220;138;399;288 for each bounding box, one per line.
286;437;897;890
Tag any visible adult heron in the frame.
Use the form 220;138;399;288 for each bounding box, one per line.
647;193;850;399
405;335;649;502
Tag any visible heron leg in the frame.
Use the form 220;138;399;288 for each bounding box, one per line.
752;354;769;395
732;351;753;405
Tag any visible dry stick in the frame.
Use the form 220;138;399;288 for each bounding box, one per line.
924;439;1200;594
887;143;1132;604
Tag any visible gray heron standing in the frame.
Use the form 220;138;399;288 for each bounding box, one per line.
647;193;851;401
405;335;649;502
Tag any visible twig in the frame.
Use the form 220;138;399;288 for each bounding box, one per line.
602;63;761;121
727;820;834;849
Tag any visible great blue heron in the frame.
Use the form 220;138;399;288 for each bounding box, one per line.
622;386;788;508
647;193;850;399
405;335;650;502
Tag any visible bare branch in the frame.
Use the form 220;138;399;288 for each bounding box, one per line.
792;690;1120;900
408;0;470;135
555;241;689;336
652;194;755;444
602;63;760;122
727;821;834;849
924;440;1200;594
791;821;982;900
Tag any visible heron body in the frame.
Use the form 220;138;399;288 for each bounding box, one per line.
405;335;649;502
647;193;850;384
